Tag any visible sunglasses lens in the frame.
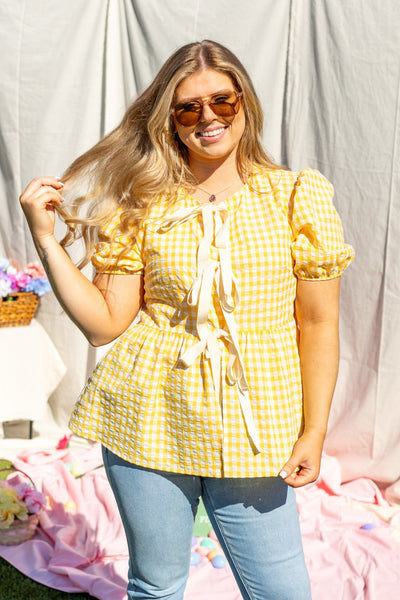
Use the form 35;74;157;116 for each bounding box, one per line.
212;104;235;117
175;106;201;126
174;92;241;126
210;92;241;119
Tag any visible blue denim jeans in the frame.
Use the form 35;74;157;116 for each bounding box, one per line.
102;447;311;600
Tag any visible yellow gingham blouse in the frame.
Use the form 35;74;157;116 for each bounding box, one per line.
69;167;354;477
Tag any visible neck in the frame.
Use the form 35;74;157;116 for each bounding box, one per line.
189;153;241;188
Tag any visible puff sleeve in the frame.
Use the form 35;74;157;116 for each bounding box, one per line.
290;169;354;280
91;212;145;275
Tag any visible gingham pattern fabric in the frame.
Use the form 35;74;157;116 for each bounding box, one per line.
69;167;354;477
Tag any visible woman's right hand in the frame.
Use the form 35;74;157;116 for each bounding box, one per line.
19;177;65;241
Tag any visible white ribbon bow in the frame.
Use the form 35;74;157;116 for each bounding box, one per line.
158;202;261;454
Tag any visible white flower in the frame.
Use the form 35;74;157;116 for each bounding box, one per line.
0;274;12;297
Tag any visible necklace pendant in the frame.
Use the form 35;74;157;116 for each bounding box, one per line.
209;194;216;202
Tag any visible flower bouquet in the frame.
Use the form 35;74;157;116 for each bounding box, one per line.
0;258;51;327
0;463;47;545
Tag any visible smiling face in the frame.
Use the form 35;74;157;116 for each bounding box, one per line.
172;69;246;169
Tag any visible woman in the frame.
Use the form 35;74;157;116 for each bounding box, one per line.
20;40;354;600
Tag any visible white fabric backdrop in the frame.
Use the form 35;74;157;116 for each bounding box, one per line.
283;1;400;484
0;0;398;484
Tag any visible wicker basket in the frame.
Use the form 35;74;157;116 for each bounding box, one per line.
0;512;40;546
0;468;42;546
0;292;39;328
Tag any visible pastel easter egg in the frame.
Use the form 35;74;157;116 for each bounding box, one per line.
360;523;376;530
190;551;201;566
70;462;83;477
212;555;226;569
200;538;215;549
207;549;219;561
198;545;211;556
208;529;218;541
191;536;198;547
64;500;76;512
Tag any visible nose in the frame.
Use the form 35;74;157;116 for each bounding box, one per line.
200;101;216;122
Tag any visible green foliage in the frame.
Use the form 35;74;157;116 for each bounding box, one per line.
0;458;14;480
0;557;97;599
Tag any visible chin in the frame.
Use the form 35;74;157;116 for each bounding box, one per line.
191;142;237;162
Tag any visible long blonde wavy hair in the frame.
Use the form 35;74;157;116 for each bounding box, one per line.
59;39;280;268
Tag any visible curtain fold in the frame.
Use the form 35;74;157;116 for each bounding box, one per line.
283;0;400;483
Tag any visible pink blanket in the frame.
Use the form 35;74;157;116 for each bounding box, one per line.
1;445;399;599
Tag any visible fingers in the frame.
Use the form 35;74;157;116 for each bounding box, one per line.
279;462;318;488
279;440;322;488
34;186;65;208
19;176;66;240
21;176;64;198
20;177;65;211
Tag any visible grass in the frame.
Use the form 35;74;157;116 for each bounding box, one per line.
0;556;98;599
0;459;97;599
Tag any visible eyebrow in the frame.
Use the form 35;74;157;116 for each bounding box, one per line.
175;88;235;103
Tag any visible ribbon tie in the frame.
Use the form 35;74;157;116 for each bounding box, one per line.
158;202;261;454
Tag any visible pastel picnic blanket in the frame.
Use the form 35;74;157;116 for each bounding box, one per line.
1;443;400;599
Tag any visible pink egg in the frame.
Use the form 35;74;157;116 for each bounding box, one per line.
198;545;211;556
208;529;218;541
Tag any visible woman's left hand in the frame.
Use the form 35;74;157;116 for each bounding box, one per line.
278;431;325;488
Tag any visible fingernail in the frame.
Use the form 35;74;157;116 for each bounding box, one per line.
279;470;288;479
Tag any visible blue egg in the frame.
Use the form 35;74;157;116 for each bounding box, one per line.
212;555;226;569
360;523;376;530
190;551;201;566
191;536;197;547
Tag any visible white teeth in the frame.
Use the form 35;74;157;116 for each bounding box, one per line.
200;127;225;137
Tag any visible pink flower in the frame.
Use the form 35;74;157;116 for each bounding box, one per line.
24;262;46;279
15;483;47;514
56;434;73;450
23;488;47;514
7;274;18;291
13;272;31;291
15;482;31;497
0;257;50;297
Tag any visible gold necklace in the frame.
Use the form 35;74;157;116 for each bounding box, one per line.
196;180;240;203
